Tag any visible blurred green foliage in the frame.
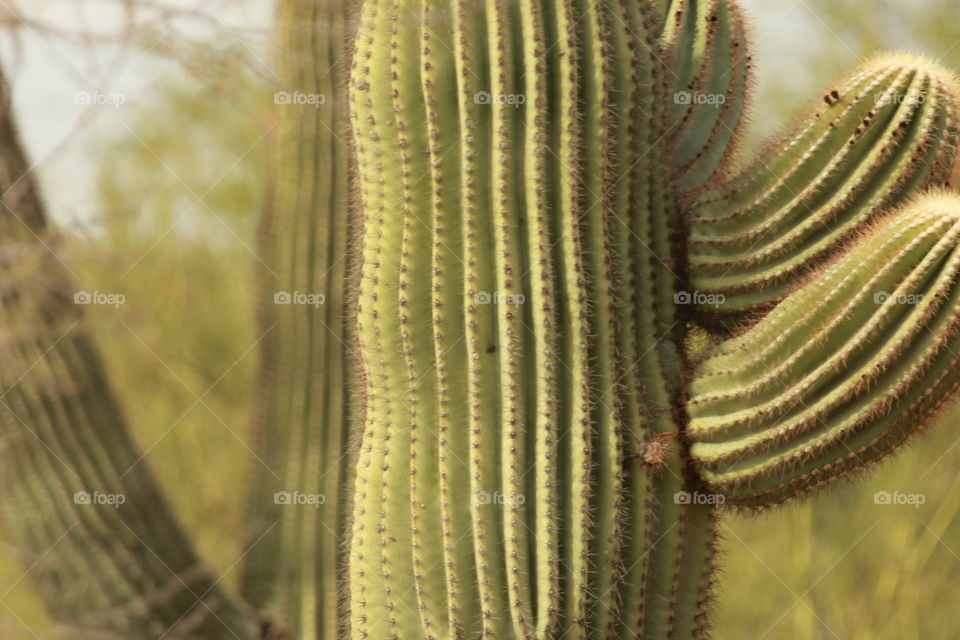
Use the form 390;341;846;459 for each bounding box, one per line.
72;65;269;575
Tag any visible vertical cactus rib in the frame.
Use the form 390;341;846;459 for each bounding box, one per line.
582;0;629;635
667;504;719;639
0;64;258;640
376;2;422;636
603;3;646;635
688;192;960;507
240;0;356;637
687;54;960;317
421;0;480;636
516;0;562;634
485;0;534;637
545;0;592;635
349;0;394;636
452;1;510;637
612;3;665;637
636;5;692;638
389;2;448;637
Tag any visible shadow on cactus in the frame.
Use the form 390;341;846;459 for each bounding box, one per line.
2;0;960;639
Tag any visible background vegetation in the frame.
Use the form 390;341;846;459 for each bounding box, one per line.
2;0;960;637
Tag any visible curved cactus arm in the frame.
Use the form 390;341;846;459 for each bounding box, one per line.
687;53;960;321
659;0;752;194
238;0;356;638
0;67;259;639
687;192;960;508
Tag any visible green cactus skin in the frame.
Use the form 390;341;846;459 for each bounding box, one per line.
0;67;259;639
688;53;960;319
660;0;751;194
239;0;356;638
348;0;709;637
348;0;960;638
688;191;960;507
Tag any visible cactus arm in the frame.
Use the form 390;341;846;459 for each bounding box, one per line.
239;1;356;637
687;192;960;508
661;0;752;193
0;65;258;640
687;54;960;319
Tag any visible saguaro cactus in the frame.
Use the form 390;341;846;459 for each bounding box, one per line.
6;0;960;637
0;64;260;639
348;0;960;638
240;0;356;637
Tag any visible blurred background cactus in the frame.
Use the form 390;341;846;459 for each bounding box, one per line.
2;0;960;639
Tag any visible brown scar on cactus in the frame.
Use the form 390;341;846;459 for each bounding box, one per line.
625;431;680;472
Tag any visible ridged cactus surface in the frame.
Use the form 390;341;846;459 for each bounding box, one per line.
689;191;960;506
5;0;960;638
347;0;736;637
348;0;960;638
240;1;356;638
690;53;960;317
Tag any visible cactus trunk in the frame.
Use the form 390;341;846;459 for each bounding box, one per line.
348;0;717;636
240;0;357;637
0;63;259;640
347;0;960;638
